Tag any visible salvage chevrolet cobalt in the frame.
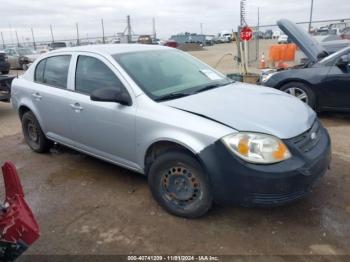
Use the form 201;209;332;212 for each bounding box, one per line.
11;44;331;218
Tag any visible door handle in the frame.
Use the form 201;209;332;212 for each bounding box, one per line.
70;103;84;112
32;92;42;101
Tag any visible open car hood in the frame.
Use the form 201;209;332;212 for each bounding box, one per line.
277;19;327;63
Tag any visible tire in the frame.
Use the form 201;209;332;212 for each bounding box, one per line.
148;150;213;218
1;70;9;75
21;111;52;153
280;82;316;109
21;64;28;71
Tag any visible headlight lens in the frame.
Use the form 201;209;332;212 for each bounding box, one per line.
222;132;291;164
261;72;276;83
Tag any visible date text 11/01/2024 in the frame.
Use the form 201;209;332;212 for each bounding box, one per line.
127;255;220;261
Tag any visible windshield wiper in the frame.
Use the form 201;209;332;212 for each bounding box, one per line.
155;92;192;102
193;81;233;94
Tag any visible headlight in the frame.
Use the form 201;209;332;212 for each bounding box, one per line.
222;132;291;164
260;72;276;83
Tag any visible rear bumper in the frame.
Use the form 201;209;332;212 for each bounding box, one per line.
198;123;331;206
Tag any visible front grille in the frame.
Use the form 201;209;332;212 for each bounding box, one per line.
289;120;322;153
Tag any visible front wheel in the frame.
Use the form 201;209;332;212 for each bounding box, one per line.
21;111;52;153
1;70;9;74
280;82;316;109
148;150;213;218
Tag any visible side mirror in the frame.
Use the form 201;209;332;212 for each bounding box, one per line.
90;88;132;106
337;55;350;67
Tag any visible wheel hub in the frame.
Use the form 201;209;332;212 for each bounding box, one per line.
161;166;201;204
27;122;38;142
284;87;309;104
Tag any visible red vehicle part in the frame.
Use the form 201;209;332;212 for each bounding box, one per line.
164;40;178;48
0;161;40;260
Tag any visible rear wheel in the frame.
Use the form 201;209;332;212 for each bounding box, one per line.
280;82;316;109
1;70;9;74
21;111;52;153
148;150;213;218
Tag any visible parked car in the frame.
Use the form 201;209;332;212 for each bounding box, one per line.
11;44;331;218
261;19;350;112
163;40;178;48
48;42;67;50
263;30;273;39
278;34;289;44
341;28;350;40
0;51;10;74
4;48;40;70
138;35;153;45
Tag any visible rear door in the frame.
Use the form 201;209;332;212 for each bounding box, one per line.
68;53;138;169
31;54;74;144
321;52;350;109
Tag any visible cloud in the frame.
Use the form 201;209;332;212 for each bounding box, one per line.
0;0;349;44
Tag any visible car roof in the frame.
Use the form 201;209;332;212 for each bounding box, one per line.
49;44;169;56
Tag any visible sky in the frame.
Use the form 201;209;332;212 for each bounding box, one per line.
0;0;350;44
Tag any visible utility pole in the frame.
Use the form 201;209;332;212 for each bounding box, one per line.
309;0;314;33
200;23;203;34
101;19;105;44
76;23;80;46
15;30;20;47
50;25;54;43
1;32;5;49
31;27;36;50
152;17;157;41
127;15;132;43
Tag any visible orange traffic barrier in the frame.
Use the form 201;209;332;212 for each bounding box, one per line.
269;43;297;63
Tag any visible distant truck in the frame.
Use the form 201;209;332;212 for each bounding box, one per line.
215;31;233;43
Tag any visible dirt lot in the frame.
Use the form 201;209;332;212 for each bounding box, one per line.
0;47;350;258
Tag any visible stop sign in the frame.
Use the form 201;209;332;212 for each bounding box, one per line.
240;27;253;41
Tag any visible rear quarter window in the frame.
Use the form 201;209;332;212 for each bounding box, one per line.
34;59;46;83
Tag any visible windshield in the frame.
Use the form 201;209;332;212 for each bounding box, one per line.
18;48;35;56
319;47;350;65
113;50;231;100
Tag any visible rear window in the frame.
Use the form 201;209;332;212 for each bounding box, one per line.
34;55;71;89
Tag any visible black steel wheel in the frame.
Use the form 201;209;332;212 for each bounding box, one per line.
21;111;52;153
148;150;212;218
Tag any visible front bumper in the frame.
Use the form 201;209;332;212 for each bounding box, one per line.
198;120;331;206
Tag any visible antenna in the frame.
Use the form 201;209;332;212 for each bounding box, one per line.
240;0;247;27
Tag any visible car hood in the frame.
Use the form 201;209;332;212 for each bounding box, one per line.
277;19;327;63
164;83;316;139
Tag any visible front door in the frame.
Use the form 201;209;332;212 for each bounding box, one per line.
322;52;350;109
68;54;137;169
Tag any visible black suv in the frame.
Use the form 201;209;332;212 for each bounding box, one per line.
0;51;10;74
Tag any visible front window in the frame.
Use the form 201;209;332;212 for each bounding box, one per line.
17;48;35;56
113;50;231;101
